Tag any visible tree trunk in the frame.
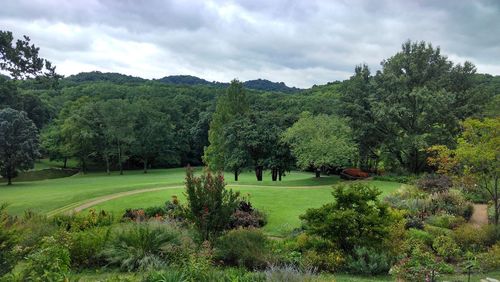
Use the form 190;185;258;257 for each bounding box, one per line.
234;169;238;181
278;169;283;181
143;158;148;174
81;157;86;174
7;175;12;185
255;165;263;181
118;144;123;175
495;176;499;226
315;168;321;178
63;157;67;169
271;168;277;181
105;156;110;175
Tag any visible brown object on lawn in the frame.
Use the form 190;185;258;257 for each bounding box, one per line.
340;168;369;180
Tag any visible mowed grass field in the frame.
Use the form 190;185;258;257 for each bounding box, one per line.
0;165;402;236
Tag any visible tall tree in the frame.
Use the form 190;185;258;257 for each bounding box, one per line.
0;108;39;185
340;41;485;173
283;112;357;177
132;100;175;173
204;80;249;171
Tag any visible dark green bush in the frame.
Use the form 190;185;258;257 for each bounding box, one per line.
69;227;111;268
346;246;391;275
453;224;500;252
102;222;193;271
407;228;433;246
373;174;416;184
426;214;466;229
229;200;267;229
432;235;461;262
215;228;270;269
300;183;397;252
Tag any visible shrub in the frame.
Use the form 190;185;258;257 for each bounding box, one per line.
229;200;267;229
301;250;344;272
426;214;466;229
346;246;391;275
404;215;424;229
185;167;240;241
102;222;193;271
407;228;433;246
69;227;110;268
428;190;474;219
215;228;270;269
54;209;114;231
144;267;264;282
424;225;453;238
416;173;453;193
477;243;500;271
300;183;396;252
373;174;416;184
143;206;167;218
19;236;71;281
453;224;500;252
432;235;461;262
122;209;147;222
390;246;453;281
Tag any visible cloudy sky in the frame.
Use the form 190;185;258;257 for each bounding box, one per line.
1;0;499;88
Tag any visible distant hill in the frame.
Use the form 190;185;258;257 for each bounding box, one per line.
157;75;301;93
64;71;146;84
62;72;302;93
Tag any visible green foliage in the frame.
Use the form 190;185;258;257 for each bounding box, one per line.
346;246;391;275
300;183;396;252
53;209;113;231
453;224;500;252
432;235;461;262
102;222;193;271
0;108;40;185
477;243;500;272
185;168;240;240
215;228;270;269
390;246;453;281
69;227;110;268
425;214;466;229
204;79;249;171
407;228;433;246
340;41;486;173
301;249;345;272
20;236;71;282
282;112;356;173
264;265;316;282
416;173;453;193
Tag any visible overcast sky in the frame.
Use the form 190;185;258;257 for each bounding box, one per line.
1;0;499;88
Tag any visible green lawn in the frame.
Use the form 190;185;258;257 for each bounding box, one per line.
0;167;401;236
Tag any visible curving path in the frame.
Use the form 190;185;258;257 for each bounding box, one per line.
470;204;489;226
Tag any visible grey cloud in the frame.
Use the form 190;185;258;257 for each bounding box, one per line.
1;0;499;87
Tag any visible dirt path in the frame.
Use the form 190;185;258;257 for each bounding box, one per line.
470;204;489;226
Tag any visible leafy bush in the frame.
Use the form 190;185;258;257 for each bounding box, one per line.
407;228;433;246
390;246;453;281
300;183;396;252
301;250;344;272
229;200;267;229
426;214;466;229
20;236;71;281
215;228;270;269
102;222;193;271
432;235;461;262
453;224;500;252
144;267;264;282
185;168;240;240
428;190;474;219
477;243;500;271
54;209;113;231
404;215;424;229
416;173;453;193
122;209;147;222
346;246;391;275
69;227;110;268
